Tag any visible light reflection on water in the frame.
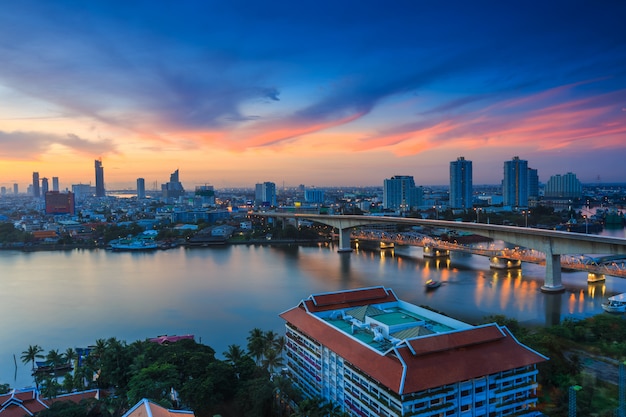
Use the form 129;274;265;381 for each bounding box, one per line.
1;235;625;388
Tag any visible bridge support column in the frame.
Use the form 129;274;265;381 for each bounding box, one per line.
542;253;565;293
337;228;353;253
489;257;521;269
423;246;450;258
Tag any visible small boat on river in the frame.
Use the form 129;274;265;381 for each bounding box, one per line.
602;293;626;314
425;279;441;290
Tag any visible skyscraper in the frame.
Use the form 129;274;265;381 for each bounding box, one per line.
502;156;529;208
137;178;146;199
13;183;18;195
94;159;105;197
255;182;277;206
52;177;59;192
449;156;473;209
41;177;49;195
383;175;422;211
161;169;185;199
32;172;40;198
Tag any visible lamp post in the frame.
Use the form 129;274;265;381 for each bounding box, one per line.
474;207;481;223
583;215;588;234
522;210;530;227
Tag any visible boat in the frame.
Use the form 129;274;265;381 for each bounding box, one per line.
602;293;626;314
425;279;441;290
109;238;158;251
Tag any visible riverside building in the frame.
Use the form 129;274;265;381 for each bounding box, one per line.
281;287;547;417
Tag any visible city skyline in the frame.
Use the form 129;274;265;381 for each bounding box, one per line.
1;2;625;189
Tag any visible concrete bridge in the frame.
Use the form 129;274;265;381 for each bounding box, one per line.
258;213;626;293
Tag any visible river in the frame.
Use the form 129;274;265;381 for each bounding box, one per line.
2;227;625;389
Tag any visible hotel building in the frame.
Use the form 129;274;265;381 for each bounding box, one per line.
280;287;547;417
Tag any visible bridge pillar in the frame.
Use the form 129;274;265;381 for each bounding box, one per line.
489;257;522;269
542;253;565;293
337;228;353;253
423;245;450;258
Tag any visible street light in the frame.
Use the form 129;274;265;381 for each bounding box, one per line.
523;210;530;227
582;215;588;234
474;207;481;223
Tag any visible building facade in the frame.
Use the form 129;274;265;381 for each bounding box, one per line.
162;169;185;200
544;172;582;199
281;287;547;417
255;182;277;207
52;176;59;192
45;191;76;215
383;176;423;211
137;178;146;199
304;188;325;204
502;157;529;208
32;172;40;198
449;157;473;209
94;159;105;197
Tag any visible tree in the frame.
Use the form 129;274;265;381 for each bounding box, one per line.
127;362;179;407
247;328;266;365
21;344;44;370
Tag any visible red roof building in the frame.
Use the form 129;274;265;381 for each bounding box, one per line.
280;286;548;417
0;388;101;417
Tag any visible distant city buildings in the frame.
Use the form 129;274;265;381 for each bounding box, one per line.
52;176;59;192
45;191;75;215
32;172;40;198
137;178;146;199
94;159;105;197
41;177;49;196
194;185;215;206
502;156;531;208
304;188;325;204
255;182;277;207
71;184;92;201
383;175;423;211
281;287;547;417
161;169;185;200
544;172;583;199
449;156;473;209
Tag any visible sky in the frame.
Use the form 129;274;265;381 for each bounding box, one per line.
0;1;625;191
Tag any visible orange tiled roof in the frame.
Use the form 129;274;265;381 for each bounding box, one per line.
303;286;398;312
0;389;101;416
123;398;194;416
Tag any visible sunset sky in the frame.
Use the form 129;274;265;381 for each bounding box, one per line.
1;1;625;191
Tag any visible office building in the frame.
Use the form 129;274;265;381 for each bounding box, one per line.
502;157;529;208
71;184;92;201
383;175;423;211
52;177;59;192
137;178;146;199
544;172;582;199
95;159;105;197
45;191;76;215
13;183;18;195
255;182;277;207
32;172;40;198
161;169;185;199
281;287;547;417
304;188;325;204
449;157;473;209
41;177;49;196
195;185;215;206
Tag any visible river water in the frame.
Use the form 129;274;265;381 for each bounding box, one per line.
2;227;625;389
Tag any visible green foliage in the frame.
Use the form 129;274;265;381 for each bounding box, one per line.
0;222;32;243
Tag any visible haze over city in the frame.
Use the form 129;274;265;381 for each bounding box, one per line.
1;1;625;190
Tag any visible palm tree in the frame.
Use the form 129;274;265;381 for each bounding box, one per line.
63;348;76;367
262;347;284;375
21;344;44;370
224;344;246;365
46;349;63;370
247;328;266;365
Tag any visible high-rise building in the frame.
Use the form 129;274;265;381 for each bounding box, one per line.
137;178;146;199
255;182;277;207
13;183;18;195
72;184;92;201
41;177;49;196
194;185;215;206
383;175;423;211
544;172;582;199
32;172;40;198
52;177;59;192
281;287;547;417
449;156;473;209
502;156;529;208
94;159;105;197
161;169;185;199
45;191;75;215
